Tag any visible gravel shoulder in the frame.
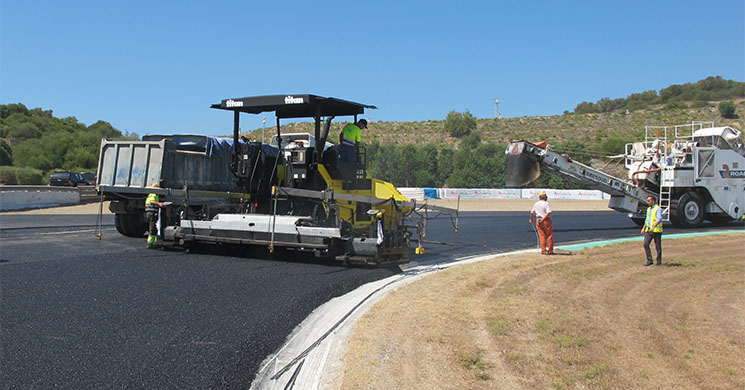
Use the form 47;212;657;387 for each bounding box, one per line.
2;202;114;215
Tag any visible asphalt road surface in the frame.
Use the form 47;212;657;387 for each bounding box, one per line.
1;211;738;388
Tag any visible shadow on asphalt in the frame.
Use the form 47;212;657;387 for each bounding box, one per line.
181;242;405;271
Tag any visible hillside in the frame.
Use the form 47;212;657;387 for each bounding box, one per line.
243;100;745;149
2;76;743;187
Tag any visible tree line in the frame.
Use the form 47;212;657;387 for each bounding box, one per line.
365;136;592;190
571;76;744;114
0;103;136;184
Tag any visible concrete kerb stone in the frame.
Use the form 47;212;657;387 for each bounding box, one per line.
558;229;745;252
248;249;535;390
250;229;743;390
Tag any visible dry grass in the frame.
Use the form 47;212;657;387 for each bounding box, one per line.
340;234;745;390
242;103;745;149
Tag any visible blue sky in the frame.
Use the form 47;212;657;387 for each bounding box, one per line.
2;0;744;137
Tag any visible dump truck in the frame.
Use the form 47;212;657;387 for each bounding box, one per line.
97;94;454;265
506;122;745;228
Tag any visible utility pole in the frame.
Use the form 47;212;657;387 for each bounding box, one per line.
262;116;266;143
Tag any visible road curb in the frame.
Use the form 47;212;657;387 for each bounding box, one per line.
250;229;743;390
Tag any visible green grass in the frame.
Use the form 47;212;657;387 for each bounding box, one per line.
488;317;511;336
553;334;587;348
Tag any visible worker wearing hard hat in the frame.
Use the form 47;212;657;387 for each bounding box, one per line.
339;119;367;163
529;191;554;255
145;184;166;248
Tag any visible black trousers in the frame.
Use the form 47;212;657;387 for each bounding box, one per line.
643;231;662;264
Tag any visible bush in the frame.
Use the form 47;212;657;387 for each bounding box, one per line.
690;100;712;108
460;132;482;150
0;166;45;185
599;135;631;156
718;101;737;119
0;166;17;184
444;110;477;138
663;102;687;110
15;167;45;184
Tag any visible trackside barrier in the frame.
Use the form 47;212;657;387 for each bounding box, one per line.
520;188;610;200
0;185;95;211
398;188;611;201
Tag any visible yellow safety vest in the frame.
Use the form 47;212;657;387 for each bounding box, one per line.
645;205;663;233
145;193;159;211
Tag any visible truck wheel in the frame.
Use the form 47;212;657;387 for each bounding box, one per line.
115;213;147;237
671;192;704;228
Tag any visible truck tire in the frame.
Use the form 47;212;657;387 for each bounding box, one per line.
671;192;704;228
115;213;147;237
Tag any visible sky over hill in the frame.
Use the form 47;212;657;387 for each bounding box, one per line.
1;0;743;136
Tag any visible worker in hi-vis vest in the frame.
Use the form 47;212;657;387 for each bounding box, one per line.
145;184;165;248
339;119;367;163
641;195;663;266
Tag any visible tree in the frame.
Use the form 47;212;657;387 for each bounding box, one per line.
0;139;12;166
444;110;477;138
718;101;737;119
0;103;29;119
88;120;122;139
460;132;481;150
599;135;631;156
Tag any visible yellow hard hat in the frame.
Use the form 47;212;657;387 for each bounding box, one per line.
538;191;547;196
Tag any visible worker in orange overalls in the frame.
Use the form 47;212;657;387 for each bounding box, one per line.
529;191;554;255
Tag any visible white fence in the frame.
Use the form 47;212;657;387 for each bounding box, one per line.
398;188;611;201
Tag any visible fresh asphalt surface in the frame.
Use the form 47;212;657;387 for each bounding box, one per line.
1;211;739;388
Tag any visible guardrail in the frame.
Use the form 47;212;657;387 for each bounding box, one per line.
0;185;100;211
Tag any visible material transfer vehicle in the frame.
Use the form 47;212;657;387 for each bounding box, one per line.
506;121;744;228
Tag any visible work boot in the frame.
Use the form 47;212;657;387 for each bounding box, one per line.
644;262;653;266
655;262;662;266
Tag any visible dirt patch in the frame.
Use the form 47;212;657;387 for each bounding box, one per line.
340;234;745;390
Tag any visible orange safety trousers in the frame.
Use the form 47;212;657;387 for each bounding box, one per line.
537;217;554;254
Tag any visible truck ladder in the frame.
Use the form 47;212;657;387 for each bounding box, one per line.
658;185;672;222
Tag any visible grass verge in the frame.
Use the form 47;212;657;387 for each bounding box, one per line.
341;234;745;390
